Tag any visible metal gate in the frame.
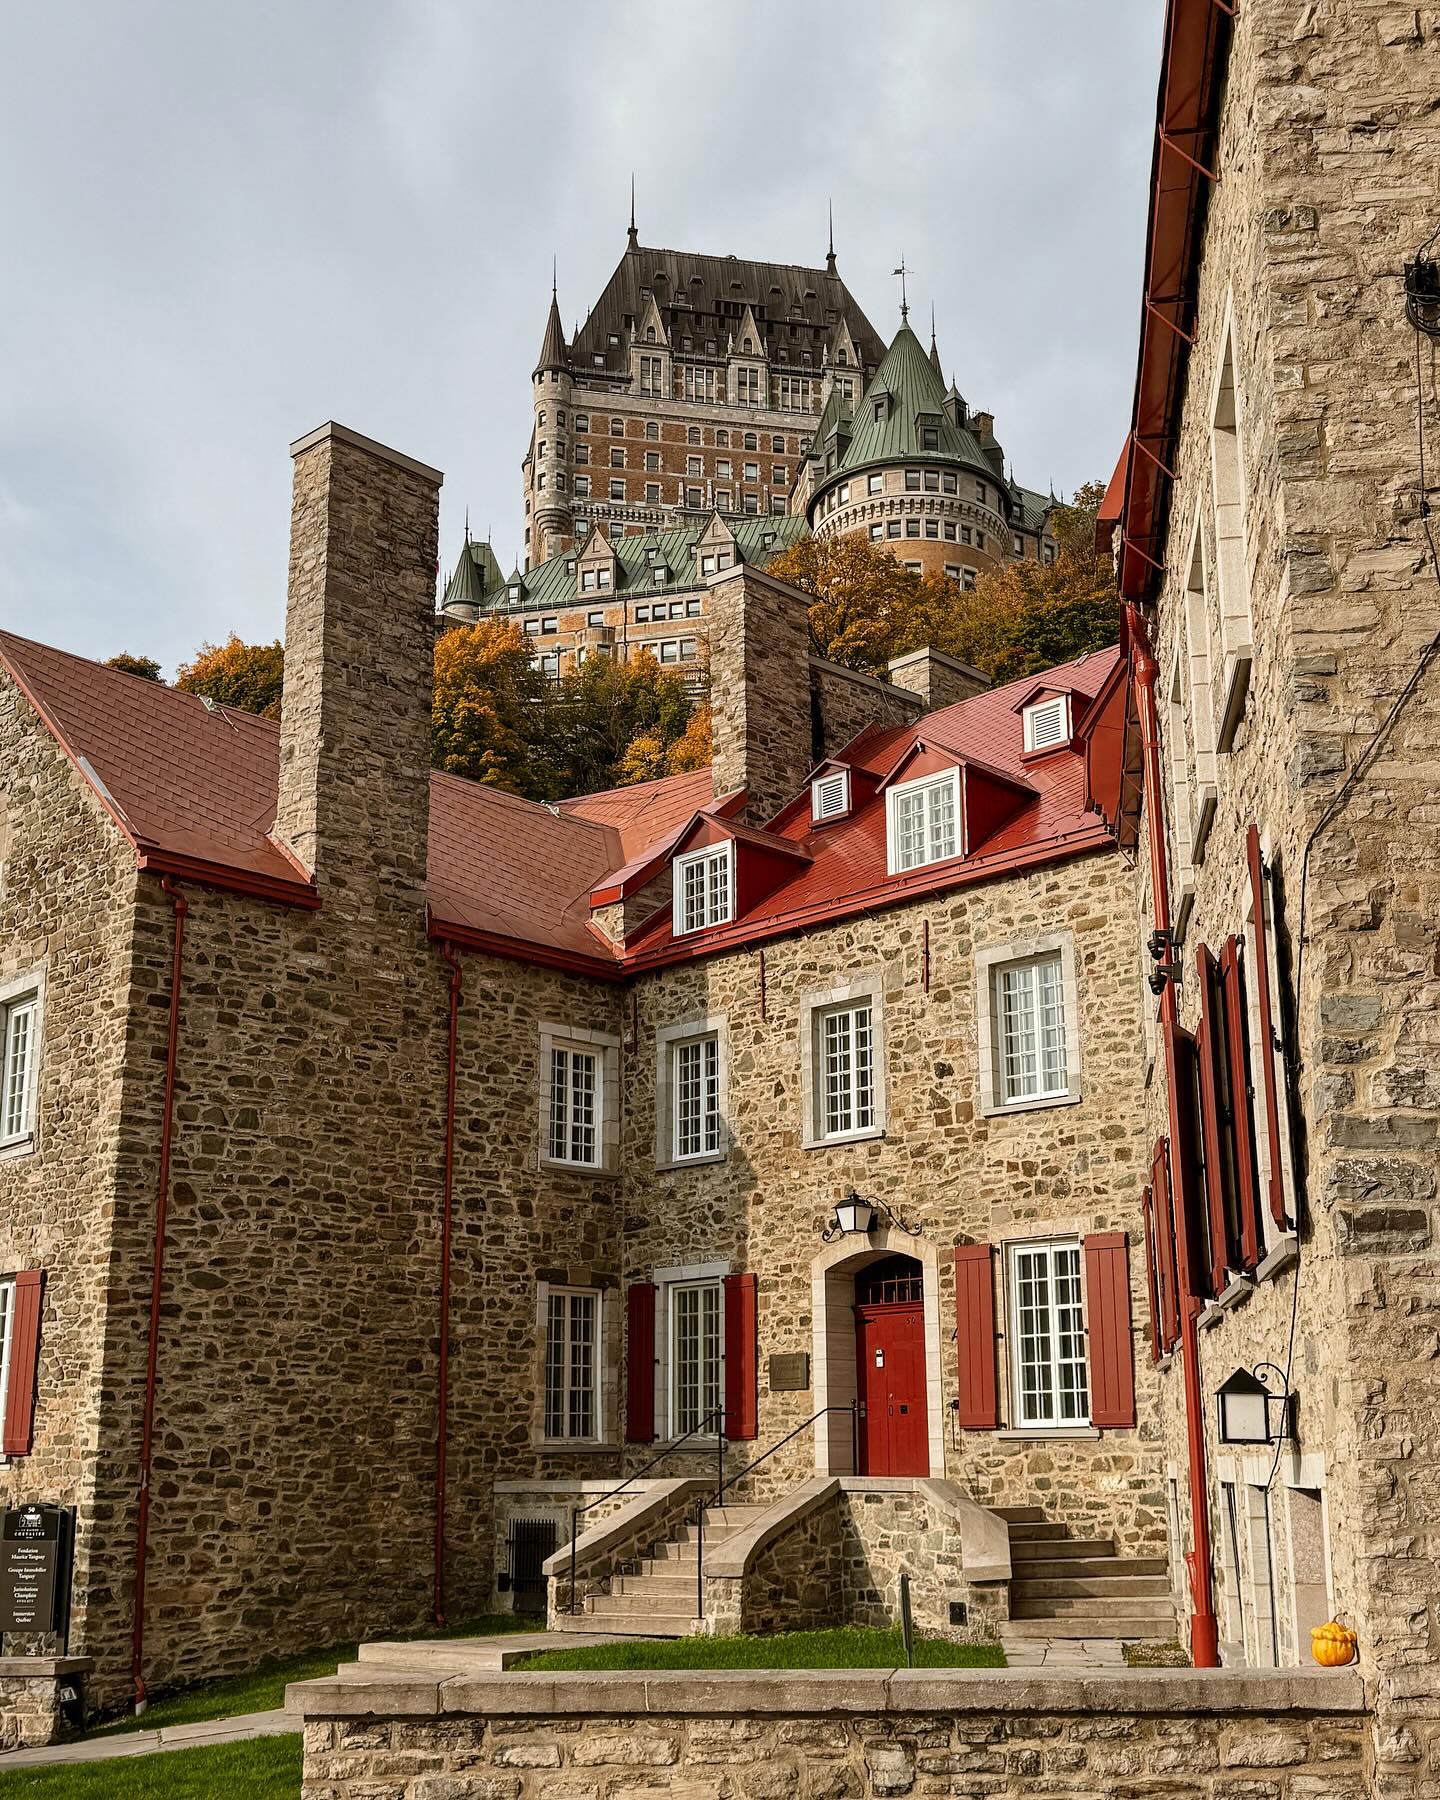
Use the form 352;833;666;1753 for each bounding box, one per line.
507;1516;558;1615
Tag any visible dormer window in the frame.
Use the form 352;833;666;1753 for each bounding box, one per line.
811;769;850;822
673;843;734;935
885;769;960;874
1023;695;1071;752
873;400;885;423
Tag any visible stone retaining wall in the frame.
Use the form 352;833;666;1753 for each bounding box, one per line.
293;1666;1370;1798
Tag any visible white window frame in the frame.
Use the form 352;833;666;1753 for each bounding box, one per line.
884;768;962;875
1244;841;1298;1251
800;972;887;1148
538;1024;619;1173
541;1285;603;1443
1210;295;1254;748
655;1016;729;1169
1007;1238;1090;1429
0;972;43;1155
811;769;850;823
672;841;734;936
655;1260;729;1441
976;934;1082;1116
1022;694;1070;753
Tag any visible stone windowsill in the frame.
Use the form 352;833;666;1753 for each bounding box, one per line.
529;1440;622;1456
1155;1354;1174;1372
802;1126;885;1151
1257;1233;1299;1282
979;1089;1083;1121
995;1427;1102;1441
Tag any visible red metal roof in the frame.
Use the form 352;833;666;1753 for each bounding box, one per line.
2;631;1122;979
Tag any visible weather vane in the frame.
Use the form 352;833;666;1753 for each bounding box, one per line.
893;257;911;321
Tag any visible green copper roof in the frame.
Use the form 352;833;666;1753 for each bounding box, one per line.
442;538;506;610
835;324;992;479
487;512;809;612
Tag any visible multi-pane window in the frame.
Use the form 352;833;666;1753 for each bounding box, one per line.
995;954;1068;1104
671;1281;721;1435
544;1289;598;1439
818;1002;874;1140
672;1034;721;1161
2;995;38;1146
673;844;733;935
1010;1241;1089;1427
887;771;959;874
548;1045;599;1166
639;355;664;395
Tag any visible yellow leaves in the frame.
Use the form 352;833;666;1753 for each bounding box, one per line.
175;636;285;718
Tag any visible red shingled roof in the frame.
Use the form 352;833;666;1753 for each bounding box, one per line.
1;631;1121;979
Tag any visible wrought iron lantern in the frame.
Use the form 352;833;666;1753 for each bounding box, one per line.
823;1191;875;1241
1216;1363;1296;1446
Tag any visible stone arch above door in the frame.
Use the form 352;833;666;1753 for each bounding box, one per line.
809;1226;944;1477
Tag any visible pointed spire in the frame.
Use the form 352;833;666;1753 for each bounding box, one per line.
627;175;638;250
826;200;837;275
534;268;567;375
893;257;910;322
929;303;942;375
463;506;471;545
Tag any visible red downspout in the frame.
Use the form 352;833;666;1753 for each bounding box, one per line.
1128;603;1220;1669
434;940;463;1627
131;875;187;1709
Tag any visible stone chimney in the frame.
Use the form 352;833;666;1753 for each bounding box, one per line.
275;423;442;913
707;564;814;825
885;647;991;713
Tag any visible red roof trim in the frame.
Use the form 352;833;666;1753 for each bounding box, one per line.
428;915;626;981
136;850;320;910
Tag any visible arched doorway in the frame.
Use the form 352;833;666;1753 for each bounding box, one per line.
853;1255;927;1476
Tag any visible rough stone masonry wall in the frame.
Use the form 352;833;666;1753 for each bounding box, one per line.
620;846;1167;1555
1137;0;1440;1768
297;1669;1370;1799
0;680;139;1670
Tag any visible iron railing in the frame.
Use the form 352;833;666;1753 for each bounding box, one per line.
691;1402;858;1620
567;1408;724;1616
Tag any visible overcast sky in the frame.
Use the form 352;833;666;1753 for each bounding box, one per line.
1;1;1162;676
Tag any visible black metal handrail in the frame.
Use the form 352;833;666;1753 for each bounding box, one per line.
568;1408;724;1616
692;1401;857;1620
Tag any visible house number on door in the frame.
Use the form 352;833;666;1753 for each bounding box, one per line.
874;1349;885;1368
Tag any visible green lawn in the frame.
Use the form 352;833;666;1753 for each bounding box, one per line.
520;1624;1006;1671
90;1613;528;1737
0;1735;300;1799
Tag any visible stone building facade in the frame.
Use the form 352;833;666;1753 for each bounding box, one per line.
1089;0;1440;1786
0;411;1163;1710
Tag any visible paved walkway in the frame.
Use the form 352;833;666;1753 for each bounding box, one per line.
998;1630;1130;1669
0;1631;632;1769
0;1707;293;1769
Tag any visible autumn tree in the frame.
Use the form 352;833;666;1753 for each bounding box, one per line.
765;533;923;671
104;653;162;682
617;701;712;786
432;618;549;793
176;636;285;718
531;649;702;799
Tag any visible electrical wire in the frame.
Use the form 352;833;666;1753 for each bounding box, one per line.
1264;280;1440;1497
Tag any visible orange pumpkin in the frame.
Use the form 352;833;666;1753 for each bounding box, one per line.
1311;1621;1357;1667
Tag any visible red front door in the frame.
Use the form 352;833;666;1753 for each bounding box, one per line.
855;1301;927;1475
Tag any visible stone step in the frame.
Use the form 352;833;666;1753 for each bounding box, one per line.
1010;1573;1173;1601
1013;1555;1168;1581
612;1574;699;1601
581;1599;700;1636
1009;1536;1117;1561
669;1522;748;1549
1002;1615;1176;1641
1012;1594;1176;1622
992;1505;1047;1524
701;1505;771;1526
1003;1520;1073;1541
636;1552;700;1578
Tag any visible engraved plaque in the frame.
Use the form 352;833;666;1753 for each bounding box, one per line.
768;1353;810;1393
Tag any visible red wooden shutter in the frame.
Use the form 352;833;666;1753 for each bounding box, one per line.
954;1244;998;1428
1165;1020;1212;1305
625;1282;656;1444
722;1272;758;1441
1151;1135;1180;1350
1195;944;1232;1296
1140;1184;1163;1363
1247;825;1290;1230
1083;1233;1135;1428
1221;934;1263;1269
2;1271;43;1456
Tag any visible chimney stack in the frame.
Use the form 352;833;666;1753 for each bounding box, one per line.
885;647;991;713
275;423;442;914
706;564;814;825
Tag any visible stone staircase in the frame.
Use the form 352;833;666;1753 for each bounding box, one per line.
567;1503;771;1636
998;1505;1176;1641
